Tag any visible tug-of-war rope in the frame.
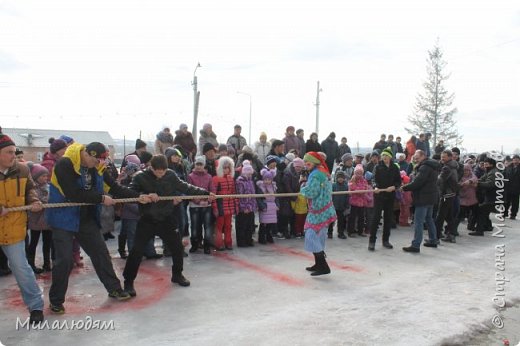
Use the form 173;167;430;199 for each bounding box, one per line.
4;188;393;213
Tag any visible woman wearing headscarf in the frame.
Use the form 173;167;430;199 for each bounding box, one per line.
300;152;337;276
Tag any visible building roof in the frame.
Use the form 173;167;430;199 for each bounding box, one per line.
1;127;114;148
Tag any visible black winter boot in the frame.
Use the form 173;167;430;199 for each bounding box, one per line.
258;228;267;244
306;253;318;272
118;234;127;259
310;252;331;276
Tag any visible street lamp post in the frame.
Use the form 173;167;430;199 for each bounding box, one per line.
237;91;252;145
314;81;323;136
192;62;201;143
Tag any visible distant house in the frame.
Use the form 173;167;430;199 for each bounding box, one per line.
2;127;115;163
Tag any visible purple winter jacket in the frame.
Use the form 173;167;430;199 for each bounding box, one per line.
235;175;257;212
257;180;278;224
187;170;213;208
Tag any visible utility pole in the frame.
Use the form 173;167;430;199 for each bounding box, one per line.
192;62;201;143
314;81;322;136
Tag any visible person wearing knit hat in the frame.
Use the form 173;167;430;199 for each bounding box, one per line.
0;133;45;324
30;164;49;182
292;157;304;169
49;138;67;155
125;154;141;166
328;168;349;239
120;139;147;169
26;163;53;274
59;135;74;145
381;147;393;160
235;160;257;247
265;155;278;169
347;163;369;238
194;155;206;166
300;151;337;276
368;145;401;251
285;152;295;163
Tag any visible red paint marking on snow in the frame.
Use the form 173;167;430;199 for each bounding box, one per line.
214;252;305;287
3;261;172;315
270;244;364;273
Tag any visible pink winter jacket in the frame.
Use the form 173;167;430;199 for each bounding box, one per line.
348;177;369;207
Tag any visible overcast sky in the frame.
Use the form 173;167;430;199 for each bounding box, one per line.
1;0;519;153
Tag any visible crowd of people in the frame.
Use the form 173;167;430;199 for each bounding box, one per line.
1;123;519;326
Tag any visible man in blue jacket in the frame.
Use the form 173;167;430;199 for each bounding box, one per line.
46;142;151;314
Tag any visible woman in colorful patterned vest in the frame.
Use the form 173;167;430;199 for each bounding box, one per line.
300;151;337;276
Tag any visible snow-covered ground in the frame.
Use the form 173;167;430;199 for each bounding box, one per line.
1;218;519;346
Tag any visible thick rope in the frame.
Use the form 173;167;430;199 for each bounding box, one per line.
3;187;394;212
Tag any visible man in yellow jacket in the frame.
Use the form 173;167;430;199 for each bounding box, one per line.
0;133;44;325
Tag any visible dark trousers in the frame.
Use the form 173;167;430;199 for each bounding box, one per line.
123;217;184;283
458;204;479;231
236;212;255;246
369;197;394;243
189;206;213;247
328;209;346;235
0;247;8;269
277;212;290;236
476;204;494;233
505;192;519;218
50;218;122;305
436;197;456;238
26;229;54;266
348;206;365;234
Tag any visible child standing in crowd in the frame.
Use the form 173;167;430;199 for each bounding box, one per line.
363;171;375;236
256;168;278;244
458;163;479;232
187;156;214;254
398;171;413;226
26;163;54;273
348;164;368;237
117;162;162;260
212;156;238;250
292;171;308;239
328;170;349;239
235;161;257;247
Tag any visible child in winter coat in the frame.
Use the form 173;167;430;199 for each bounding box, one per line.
328;170;349;239
117;162;161;259
348;164;369;237
398;171;413;226
363;171;375;235
26;164;53;273
235;161;257;247
256;168;278;244
212;156;238;250
187;156;214;254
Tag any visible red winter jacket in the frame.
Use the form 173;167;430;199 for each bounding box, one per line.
212;175;238;216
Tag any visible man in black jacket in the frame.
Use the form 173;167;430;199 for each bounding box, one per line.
401;150;440;252
123;155;215;296
368;147;401;251
436;150;460;243
470;157;498;236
